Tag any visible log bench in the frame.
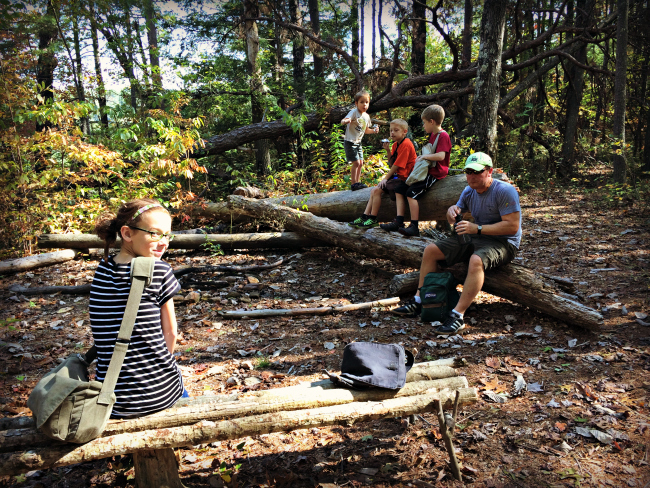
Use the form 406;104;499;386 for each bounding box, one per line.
0;359;476;487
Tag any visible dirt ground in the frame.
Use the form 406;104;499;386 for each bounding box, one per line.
1;180;649;487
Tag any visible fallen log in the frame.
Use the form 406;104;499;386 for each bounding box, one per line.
37;232;326;250
233;186;268;198
192;172;510;224
0;387;476;476
218;297;400;319
389;271;421;295
228;195;603;330
0;378;469;453
0;250;78;276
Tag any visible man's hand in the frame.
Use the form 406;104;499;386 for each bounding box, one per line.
447;205;461;225
454;220;475;235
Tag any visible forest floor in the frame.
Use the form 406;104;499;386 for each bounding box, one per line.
1;176;649;488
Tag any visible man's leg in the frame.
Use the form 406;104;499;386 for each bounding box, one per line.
455;254;484;314
416;243;445;296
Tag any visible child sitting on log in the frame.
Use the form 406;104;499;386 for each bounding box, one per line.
381;104;452;237
349;118;416;230
92;198;188;418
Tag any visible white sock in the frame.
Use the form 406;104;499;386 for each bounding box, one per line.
452;309;463;318
414;295;421;304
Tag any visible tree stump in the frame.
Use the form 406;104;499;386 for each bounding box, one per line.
133;448;185;488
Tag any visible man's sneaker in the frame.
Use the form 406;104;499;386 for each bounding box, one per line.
434;311;466;335
356;217;379;229
391;298;422;318
380;219;405;232
398;224;420;237
349;216;365;227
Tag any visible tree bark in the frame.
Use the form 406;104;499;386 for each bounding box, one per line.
411;0;427;78
372;0;376;67
227;195;603;330
71;4;90;135
472;0;508;156
142;0;162;90
192;173;509;224
0;388;475;475
458;0;473;126
36;0;58;130
308;0;323;77
559;0;595;178
0;250;78;276
351;0;359;69
37;232;326;250
289;0;305;97
89;2;108;126
133;448;184;488
612;0;628;183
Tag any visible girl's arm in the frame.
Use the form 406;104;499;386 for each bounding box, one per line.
161;299;178;354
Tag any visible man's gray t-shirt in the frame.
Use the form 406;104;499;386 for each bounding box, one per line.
457;178;522;248
344;108;370;144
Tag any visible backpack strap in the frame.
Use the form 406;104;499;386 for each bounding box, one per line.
405;349;415;372
97;257;156;405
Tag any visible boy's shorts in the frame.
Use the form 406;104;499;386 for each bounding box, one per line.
381;178;409;201
344;140;363;162
396;174;438;201
434;235;518;272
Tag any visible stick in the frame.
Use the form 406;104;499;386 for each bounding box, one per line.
435;400;462;482
218;297;400;319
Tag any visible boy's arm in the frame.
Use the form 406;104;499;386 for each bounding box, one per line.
419;151;446;162
364;125;379;134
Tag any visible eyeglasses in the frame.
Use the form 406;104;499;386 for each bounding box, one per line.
464;168;486;175
128;225;175;242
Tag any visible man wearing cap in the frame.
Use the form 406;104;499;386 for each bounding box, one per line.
392;152;522;335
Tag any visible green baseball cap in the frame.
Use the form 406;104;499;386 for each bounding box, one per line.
464;152;493;171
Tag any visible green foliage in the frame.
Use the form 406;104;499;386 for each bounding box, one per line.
201;236;224;257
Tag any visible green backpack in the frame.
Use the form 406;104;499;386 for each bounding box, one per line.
420;272;460;322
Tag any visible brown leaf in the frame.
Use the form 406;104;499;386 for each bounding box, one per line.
480;377;500;391
486;356;501;368
555;422;567;432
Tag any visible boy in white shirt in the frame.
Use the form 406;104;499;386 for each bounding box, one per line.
341;90;379;191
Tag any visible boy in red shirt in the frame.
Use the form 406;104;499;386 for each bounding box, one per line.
349;119;416;229
383;104;451;237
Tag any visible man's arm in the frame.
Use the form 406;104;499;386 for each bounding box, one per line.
455;211;521;235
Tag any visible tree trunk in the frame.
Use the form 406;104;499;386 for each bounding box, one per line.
37;232;326;251
612;0;628;183
227;195;603;331
0;250;78;275
192;172;508;224
133;449;185;488
472;0;507;156
36;0;58;131
142;0;162;90
458;0;473;126
371;0;376;67
359;0;365;71
89;3;108;127
71;7;90;135
378;0;384;58
351;0;359;69
308;0;323;77
0;389;476;475
289;0;305;97
135;20;151;93
559;0;594;178
124;8;139;109
411;0;427;78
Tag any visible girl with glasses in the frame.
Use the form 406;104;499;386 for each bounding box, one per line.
91;199;187;418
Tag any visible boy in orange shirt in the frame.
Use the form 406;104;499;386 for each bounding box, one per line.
349;119;416;229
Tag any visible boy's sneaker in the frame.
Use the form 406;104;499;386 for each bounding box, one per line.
434;311;466;335
356;217;379;229
391;298;422;318
349;216;365;227
380;219;405;232
351;182;368;191
398;224;420;237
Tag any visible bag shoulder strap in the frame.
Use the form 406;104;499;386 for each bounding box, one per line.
405;349;415;372
97;257;156;405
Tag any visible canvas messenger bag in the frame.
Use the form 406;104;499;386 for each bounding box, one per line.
405;131;442;186
27;257;156;444
328;342;414;390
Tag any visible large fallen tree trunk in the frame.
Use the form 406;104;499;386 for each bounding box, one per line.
0;387;476;476
191;172;509;224
37;232;326;250
228;195;603;330
0;250;78;276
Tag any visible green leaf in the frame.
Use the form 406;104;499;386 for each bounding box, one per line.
360;435;373;442
574;417;588;422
